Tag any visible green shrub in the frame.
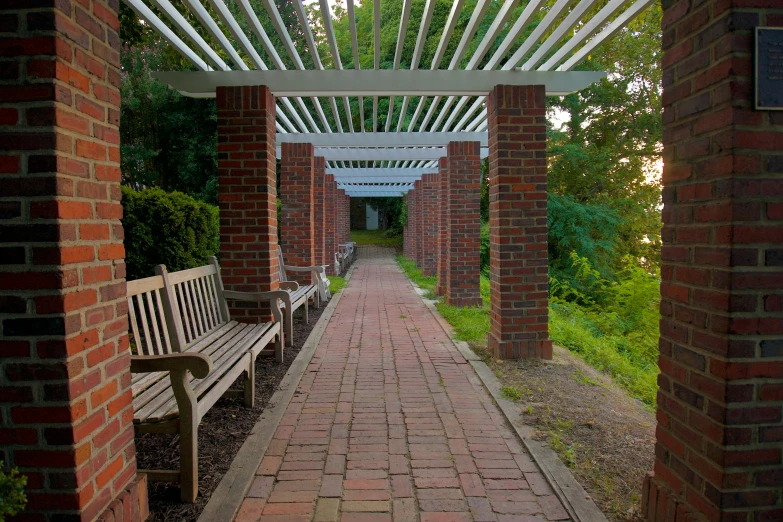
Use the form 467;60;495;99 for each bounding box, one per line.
0;462;27;521
122;187;219;280
480;221;489;276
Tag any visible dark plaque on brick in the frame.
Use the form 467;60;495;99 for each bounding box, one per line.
756;27;783;110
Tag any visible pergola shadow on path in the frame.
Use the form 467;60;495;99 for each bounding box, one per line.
1;0;781;521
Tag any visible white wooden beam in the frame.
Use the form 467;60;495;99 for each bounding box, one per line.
328;168;435;178
158;70;606;97
277;147;488;160
277;132;488;147
334;176;425;183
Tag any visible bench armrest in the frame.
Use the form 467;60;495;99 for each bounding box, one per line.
284;264;325;273
222;289;290;325
130;353;212;379
279;281;299;291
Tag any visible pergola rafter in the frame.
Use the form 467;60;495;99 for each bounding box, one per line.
124;0;655;192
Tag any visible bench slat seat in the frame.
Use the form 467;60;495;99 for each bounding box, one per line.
127;257;286;502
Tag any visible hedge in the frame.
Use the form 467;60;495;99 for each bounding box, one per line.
121;187;219;280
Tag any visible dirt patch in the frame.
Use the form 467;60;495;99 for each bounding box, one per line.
476;345;655;521
136;302;328;522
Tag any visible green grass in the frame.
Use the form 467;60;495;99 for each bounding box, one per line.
396;255;658;408
350;229;403;248
327;276;347;293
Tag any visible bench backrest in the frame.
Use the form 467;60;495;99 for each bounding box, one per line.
127;274;174;356
126;258;230;354
277;248;289;284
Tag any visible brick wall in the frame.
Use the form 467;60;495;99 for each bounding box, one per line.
280;143;315;285
487;85;552;360
645;2;783;521
324;174;336;274
436;158;448;296
0;0;147;519
445;142;482;308
421;173;438;276
217;86;279;322
313;156;325;268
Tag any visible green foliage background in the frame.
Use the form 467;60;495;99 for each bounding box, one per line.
121;187;219;280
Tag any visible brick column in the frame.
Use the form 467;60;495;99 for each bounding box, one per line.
324;174;336;274
487;85;552;360
217;86;279;322
345;194;351;242
403;194;410;258
421;173;439;276
0;0;148;519
337;188;346;246
444;142;482;307
313;157;325;268
407;188;418;263
436;158;449;296
414;179;424;268
642;3;783;521
280;143;315;284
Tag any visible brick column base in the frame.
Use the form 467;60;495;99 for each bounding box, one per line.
97;474;149;522
641;473;702;522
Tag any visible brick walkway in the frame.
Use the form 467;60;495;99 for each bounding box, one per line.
235;253;570;522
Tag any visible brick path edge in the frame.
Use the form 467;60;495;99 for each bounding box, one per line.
198;265;357;522
406;276;608;522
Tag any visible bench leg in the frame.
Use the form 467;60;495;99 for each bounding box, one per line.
286;311;294;347
303;298;309;325
169;369;199;502
244;356;255;408
275;331;284;363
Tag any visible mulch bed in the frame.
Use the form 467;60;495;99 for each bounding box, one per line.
136;302;328;522
477;345;656;522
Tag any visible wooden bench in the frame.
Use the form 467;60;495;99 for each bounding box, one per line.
127;257;286;502
276;248;321;346
338;242;356;272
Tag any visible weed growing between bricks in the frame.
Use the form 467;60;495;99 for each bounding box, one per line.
135;303;328;522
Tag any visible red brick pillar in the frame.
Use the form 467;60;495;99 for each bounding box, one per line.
403;194;410;258
0;1;148;519
337;188;346;246
414;179;424;268
407;187;418;263
324;174;336;274
421;173;439;276
436;158;449;296
642;3;783;521
313;157;325;268
345;194;351;242
280;143;315;284
445;142;482;307
217;86;279;322
487;85;551;360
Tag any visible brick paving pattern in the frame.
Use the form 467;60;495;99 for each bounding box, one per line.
236;253;570;521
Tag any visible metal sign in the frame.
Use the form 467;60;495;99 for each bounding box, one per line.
756;27;783;110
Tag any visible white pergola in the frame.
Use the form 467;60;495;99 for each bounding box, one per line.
124;0;656;195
